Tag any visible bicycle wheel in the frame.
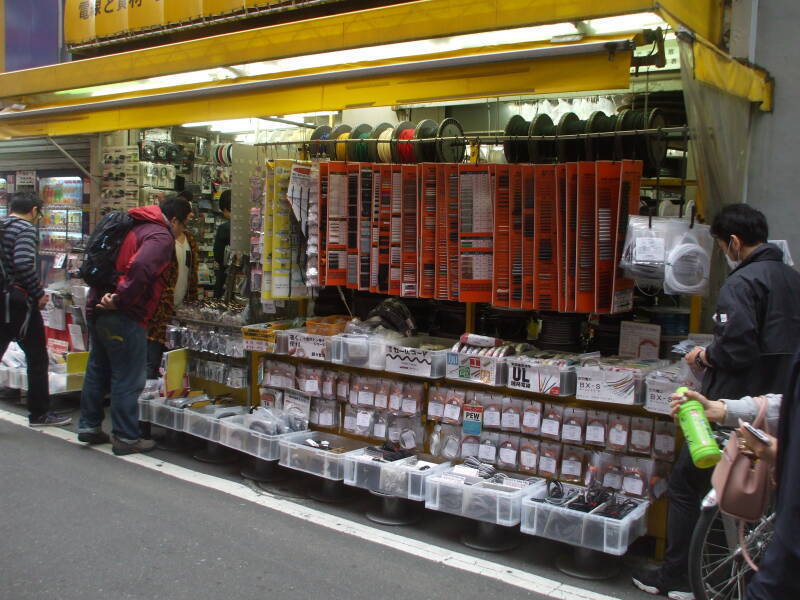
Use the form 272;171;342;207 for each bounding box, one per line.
689;505;776;600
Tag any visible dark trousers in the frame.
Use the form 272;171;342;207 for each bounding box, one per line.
0;306;50;420
146;340;165;380
663;444;713;583
79;311;146;441
214;266;226;298
745;537;800;599
0;306;50;419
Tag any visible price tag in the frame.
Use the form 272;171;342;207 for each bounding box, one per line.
443;403;461;422
484;408;501;427
478;444;497;462
635;237;666;263
541;418;560;437
427;401;444;419
373;422;386;439
401;398;417;415
322;381;334;396
374;393;388;409
461;442;479;457
337;381;349;398
303;379;319;394
389;393;403;411
400;430;417;449
319;411;334;427
357;390;375;406
609;425;629;447
523;411;540;430
356;411;372;428
344;415;356;431
586;424;606;443
502;411;520;430
623;475;645;496
562;424;582;442
631;429;652;450
603;471;622;489
655;433;674;454
539;456;557;475
561;459;581;477
499;447;517;465
462;404;483;436
520;449;537;468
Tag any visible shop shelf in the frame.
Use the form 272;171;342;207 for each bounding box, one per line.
384;336;453;379
330;334;388;370
184;405;248;442
520;484;649;556
343;450;451;501
218;414;308;461
445;351;507;386
279;431;366;480
425;467;547;526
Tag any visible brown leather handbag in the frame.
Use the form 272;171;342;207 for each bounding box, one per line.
711;396;771;523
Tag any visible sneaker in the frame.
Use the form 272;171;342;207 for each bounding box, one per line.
29;412;72;427
632;568;694;600
78;431;111;445
112;436;156;456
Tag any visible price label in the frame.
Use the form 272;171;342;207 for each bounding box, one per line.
484;408;501;427
586;424;606;444
443;403;461;422
520;449;537;468
373;422;386;439
501;411;520;430
374;393;388;409
499;447;517;465
401;398;418;415
522;410;540;430
541;418;560;437
562;424;582;442
427;401;444;419
478;444;497;462
356;411;372;428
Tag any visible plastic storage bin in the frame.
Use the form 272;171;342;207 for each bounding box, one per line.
184;405;248;442
218;414;307;461
330;334;388;370
279;431;366;480
520;485;650;556
425;467;547;526
138;398;152;423
384;336;453;379
150;400;186;431
343;451;451;501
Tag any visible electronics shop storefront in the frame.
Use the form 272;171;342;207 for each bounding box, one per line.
0;0;774;574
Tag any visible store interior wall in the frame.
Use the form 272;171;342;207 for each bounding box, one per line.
746;0;800;261
3;0;63;71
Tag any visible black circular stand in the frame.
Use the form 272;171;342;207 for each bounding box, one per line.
366;491;420;526
307;478;352;504
460;521;521;552
193;440;240;464
156;428;192;452
555;547;620;580
241;457;286;483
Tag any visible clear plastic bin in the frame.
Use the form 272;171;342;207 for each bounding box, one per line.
150;401;185;431
520;484;650;556
138;398;151;423
343;450;451;501
0;366;8;387
279;431;366;480
384;336;453;379
330;334;388;370
425;467;547;526
184;405;248;442
218;414;307;461
445;352;507;386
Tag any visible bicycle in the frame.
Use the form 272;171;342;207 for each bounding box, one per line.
688;488;776;600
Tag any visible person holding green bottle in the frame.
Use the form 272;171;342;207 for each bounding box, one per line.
633;205;800;600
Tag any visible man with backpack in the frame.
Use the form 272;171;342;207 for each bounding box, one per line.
0;191;70;427
77;196;191;455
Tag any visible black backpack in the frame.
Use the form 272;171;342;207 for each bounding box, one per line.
78;211;135;291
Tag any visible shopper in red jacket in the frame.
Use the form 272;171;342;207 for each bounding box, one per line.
78;197;192;455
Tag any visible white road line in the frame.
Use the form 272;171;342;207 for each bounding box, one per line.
1;408;622;600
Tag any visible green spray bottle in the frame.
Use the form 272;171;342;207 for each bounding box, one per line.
675;386;722;468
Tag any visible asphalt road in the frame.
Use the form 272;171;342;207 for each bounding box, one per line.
0;398;655;600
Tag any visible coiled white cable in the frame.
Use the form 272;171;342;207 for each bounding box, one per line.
664;242;710;294
377;127;394;163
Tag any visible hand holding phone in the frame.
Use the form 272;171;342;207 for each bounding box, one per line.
741;421;772;446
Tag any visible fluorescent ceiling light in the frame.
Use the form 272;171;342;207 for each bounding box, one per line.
584;12;666;35
182;118;293;133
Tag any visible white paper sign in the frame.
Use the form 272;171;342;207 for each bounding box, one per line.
619;321;661;360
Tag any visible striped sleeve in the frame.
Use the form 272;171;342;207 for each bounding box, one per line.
11;224;44;299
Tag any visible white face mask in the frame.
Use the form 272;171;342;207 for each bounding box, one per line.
725;239;742;270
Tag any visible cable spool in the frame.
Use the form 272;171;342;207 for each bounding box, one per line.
665;242;710;295
503;115;530;163
643;306;690;337
593;314;627;356
556;112;585;162
347;123;373;162
413;119;438;163
335;130;352;161
367;123;392;162
436;117;466;163
528;114;557;163
538;312;586;352
615;108;667;172
324;124;351;160
374;124;395;163
585;111;617;161
393;121;416;164
309;125;332;158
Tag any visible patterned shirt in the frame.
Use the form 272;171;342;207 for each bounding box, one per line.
0;216;44;300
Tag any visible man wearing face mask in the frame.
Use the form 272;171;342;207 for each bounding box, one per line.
633;204;800;599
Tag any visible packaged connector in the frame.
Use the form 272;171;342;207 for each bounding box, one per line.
561;407;586;444
653;420;677;461
442;388;466;425
497;435;519;470
560;445;585;484
607;413;631;452
538;441;561;478
630;416;654;455
427;385;445;422
585;410;608;446
481;393;502;429
540;403;564;440
501;396;522;432
521;400;542;435
519;439;540;473
478;431;500;464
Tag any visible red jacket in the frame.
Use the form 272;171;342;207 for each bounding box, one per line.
88;205;174;328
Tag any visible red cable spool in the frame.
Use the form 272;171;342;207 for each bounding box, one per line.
397;126;416;163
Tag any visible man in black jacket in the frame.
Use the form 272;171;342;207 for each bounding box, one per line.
634;204;800;599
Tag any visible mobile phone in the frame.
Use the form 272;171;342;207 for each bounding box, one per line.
742;422;772;446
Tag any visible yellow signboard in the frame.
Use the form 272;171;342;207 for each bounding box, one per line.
65;0;248;45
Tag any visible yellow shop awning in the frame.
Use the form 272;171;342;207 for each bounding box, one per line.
0;37;635;139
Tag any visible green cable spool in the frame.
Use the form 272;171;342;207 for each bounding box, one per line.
347;123;373;162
